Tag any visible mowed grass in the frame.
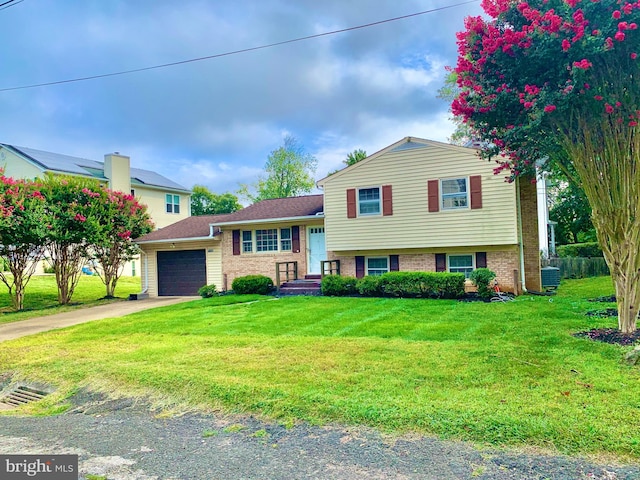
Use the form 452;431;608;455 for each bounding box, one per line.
1;276;639;460
0;275;141;324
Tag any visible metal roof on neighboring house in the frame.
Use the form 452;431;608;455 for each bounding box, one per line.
1;144;189;192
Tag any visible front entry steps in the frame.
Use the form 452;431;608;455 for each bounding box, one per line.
279;275;322;296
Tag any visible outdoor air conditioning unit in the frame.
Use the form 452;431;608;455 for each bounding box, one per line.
541;266;561;289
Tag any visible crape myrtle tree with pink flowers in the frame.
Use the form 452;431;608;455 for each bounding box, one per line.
41;175;105;305
90;189;153;298
452;0;640;333
0;174;48;310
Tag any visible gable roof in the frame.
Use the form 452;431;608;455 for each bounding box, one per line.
136;195;324;243
136;213;232;243
316;136;479;186
1;144;189;193
214;194;324;225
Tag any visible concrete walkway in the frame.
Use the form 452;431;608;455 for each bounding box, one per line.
0;296;199;342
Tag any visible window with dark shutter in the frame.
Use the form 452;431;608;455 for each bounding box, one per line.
232;230;240;256
435;253;446;272
476;252;487;268
470;175;483;209
390;255;399;271
382;185;393;216
347;189;357;218
292;226;300;253
355;256;365;278
428;180;440;212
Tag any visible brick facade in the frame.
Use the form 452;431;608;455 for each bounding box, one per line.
327;249;520;293
519;178;542;292
221;225;311;289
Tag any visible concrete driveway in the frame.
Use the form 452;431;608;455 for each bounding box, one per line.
0;296;199;342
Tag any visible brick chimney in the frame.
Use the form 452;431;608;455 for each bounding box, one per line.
103;153;131;193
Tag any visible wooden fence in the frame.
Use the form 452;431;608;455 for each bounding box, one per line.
542;257;610;279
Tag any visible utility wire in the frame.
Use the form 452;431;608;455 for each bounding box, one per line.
0;0;479;92
0;0;24;11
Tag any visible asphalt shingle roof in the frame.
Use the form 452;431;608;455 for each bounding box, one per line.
136;195;325;242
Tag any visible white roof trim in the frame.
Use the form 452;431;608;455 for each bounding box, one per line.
136;235;219;245
213;214;324;227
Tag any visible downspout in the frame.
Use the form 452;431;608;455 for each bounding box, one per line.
516;178;527;293
140;250;149;294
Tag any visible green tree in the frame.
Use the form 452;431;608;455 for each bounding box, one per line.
0;175;48;310
240;136;317;202
190;186;241;216
437;71;474;146
327;148;368;176
452;0;640;332
42;175;103;305
345;149;367;166
91;190;154;297
547;170;595;245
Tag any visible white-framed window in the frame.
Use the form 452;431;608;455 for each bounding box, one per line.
441;178;468;210
366;256;389;276
242;231;253;253
165;194;181;214
256;229;278;252
448;254;474;278
280;228;292;251
358;187;381;215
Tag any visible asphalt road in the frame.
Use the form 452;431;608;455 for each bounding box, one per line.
0;391;638;480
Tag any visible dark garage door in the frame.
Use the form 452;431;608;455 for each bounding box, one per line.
157;250;206;296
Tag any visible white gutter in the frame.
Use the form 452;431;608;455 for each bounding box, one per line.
136;235;218;245
141;250;148;294
213;214;324;227
516;178;527;293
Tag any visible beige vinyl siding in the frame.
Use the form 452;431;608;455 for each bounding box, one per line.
322;143;518;252
134;187;190;229
0;148;44;179
140;240;222;297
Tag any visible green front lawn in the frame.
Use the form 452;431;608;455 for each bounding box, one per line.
0;275;141;324
1;276;639;460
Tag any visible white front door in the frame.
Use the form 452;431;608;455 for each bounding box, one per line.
308;227;326;275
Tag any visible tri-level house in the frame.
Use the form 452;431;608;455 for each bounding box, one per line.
136;137;541;296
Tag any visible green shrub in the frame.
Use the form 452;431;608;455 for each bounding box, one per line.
557;242;603;258
231;275;274;295
469;268;497;299
321;275;357;296
379;271;466;299
197;284;218;298
356;275;383;297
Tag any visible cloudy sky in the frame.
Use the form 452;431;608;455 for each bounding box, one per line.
0;0;483;196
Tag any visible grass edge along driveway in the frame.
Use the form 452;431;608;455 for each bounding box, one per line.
1;277;639;461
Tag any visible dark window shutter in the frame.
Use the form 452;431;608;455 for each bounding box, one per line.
470;175;482;209
292;226;300;253
347;189;357;218
382;185;393;216
355;256;365;278
476;252;487;269
232;230;240;256
390;255;399;271
435;253;446;272
428;180;440;212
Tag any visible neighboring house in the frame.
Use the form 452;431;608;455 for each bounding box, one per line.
137;137;541;296
136;195;324;296
0;144;191;229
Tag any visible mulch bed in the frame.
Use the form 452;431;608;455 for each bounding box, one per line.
573;328;640;346
588;295;616;303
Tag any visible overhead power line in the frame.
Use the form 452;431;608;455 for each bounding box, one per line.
0;0;479;92
0;0;24;11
